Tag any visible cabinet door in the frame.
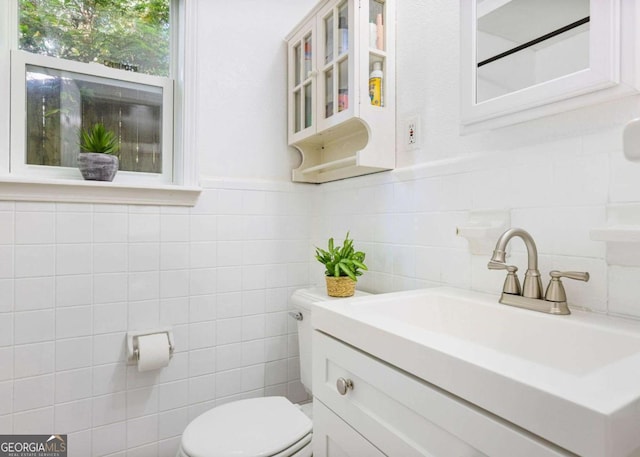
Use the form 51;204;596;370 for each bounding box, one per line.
313;400;386;457
288;18;316;144
316;0;355;132
360;0;392;115
313;331;571;457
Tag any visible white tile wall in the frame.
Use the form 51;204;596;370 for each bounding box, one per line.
55;398;92;433
56;337;92;371
3;3;640;456
313;125;638;319
13;342;53;378
92;422;126;456
0;185;312;456
13;407;53;434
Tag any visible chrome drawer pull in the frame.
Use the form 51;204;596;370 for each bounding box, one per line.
336;377;354;395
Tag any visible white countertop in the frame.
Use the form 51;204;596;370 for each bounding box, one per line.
311;287;640;457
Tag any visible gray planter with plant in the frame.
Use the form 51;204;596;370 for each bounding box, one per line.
78;123;120;181
315;232;368;297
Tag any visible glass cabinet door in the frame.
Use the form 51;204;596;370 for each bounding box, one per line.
367;0;386;108
287;0;395;182
288;0;393;145
290;24;315;138
319;0;351;128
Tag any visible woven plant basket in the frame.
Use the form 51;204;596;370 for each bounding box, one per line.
325;276;356;297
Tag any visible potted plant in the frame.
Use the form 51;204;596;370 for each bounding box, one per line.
77;123;120;181
315;232;368;297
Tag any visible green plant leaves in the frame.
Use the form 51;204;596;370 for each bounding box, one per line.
315;232;368;281
338;261;357;281
79;123;120;155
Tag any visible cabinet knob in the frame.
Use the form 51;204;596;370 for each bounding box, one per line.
336;377;354;395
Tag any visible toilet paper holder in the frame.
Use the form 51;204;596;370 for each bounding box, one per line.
126;327;175;363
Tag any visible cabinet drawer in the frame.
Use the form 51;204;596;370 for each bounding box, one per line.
313;331;571;457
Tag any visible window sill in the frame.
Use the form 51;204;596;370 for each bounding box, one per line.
0;176;201;206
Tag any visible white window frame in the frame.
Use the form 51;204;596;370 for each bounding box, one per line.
11;50;175;184
0;0;200;206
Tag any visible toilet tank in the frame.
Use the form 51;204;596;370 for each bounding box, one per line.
291;287;371;395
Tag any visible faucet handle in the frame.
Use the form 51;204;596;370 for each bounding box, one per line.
488;260;516;271
503;267;521;295
488;261;521;295
545;270;590;303
549;270;590;282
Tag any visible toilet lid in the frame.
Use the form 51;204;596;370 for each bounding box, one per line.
181;396;313;457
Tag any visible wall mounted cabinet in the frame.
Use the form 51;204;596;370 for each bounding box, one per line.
287;0;395;183
460;0;640;133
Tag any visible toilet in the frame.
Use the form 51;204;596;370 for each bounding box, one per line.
176;287;371;457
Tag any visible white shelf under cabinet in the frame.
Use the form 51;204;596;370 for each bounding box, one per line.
287;0;396;183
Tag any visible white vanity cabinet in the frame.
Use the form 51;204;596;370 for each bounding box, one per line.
286;0;395;183
312;331;570;457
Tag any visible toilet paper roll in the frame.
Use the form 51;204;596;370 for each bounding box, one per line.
136;333;170;372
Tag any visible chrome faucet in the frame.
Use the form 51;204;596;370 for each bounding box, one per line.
488;228;589;315
488;227;543;299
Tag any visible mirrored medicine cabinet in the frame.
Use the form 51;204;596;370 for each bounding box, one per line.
460;0;640;133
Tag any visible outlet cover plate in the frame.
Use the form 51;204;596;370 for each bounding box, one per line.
406;115;419;150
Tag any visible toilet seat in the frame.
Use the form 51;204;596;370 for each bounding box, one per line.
179;396;313;457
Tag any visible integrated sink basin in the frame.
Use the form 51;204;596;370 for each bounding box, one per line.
362;291;640;375
311;287;640;457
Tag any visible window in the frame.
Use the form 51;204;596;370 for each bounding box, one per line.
18;0;171;77
24;63;165;172
11;0;175;183
0;0;199;203
11;50;174;183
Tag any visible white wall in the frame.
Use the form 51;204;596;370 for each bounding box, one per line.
313;1;640;321
0;1;318;456
3;1;640;456
0;185;316;456
195;0;315;181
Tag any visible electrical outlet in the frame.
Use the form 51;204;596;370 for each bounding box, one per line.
406;116;419;149
408;121;416;145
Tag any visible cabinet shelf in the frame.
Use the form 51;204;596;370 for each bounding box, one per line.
368;48;387;58
301;155;357;174
291;117;391;183
287;0;395;183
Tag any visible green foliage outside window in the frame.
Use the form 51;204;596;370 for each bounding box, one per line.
19;0;171;77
